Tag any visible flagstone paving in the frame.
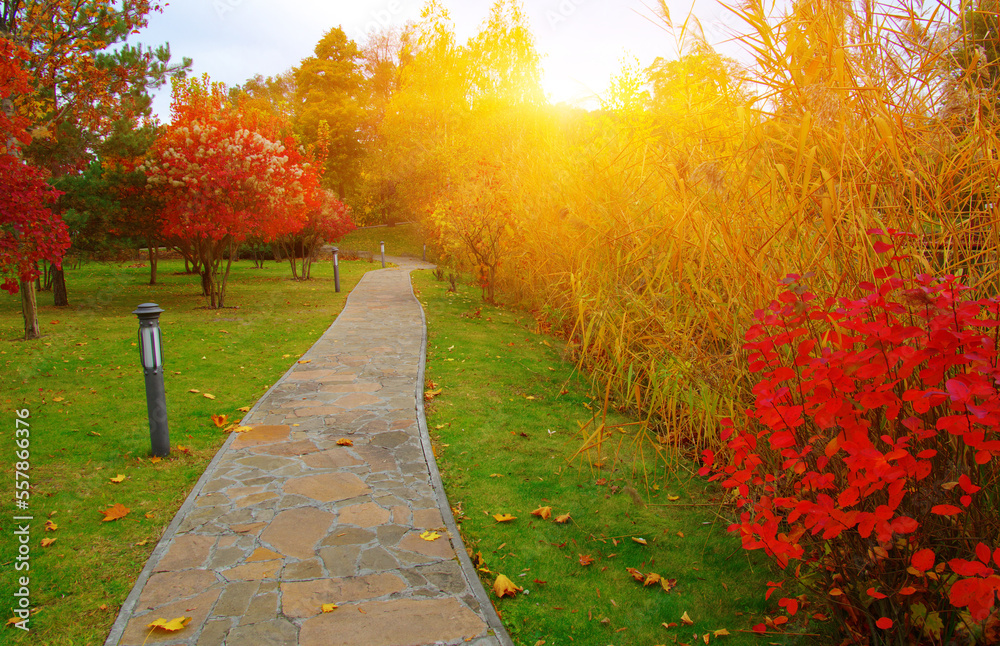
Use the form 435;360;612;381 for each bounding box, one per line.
105;258;511;646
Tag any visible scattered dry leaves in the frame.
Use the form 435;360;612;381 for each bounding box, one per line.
493;574;522;598
147;616;192;632
530;506;552;520
100;503;131;522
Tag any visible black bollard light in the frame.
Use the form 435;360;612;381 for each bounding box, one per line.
332;247;340;293
380;240;385;268
133;303;170;457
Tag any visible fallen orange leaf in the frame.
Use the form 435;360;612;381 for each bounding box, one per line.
530;506;552;520
626;567;645;582
211;414;229;427
424;388;443;401
644;572;662;586
555;513;571;523
493;574;522;598
100;503;131;522
110;474;126;483
176;445;191;454
681;611;694;626
493;513;516;522
147;616;192;632
149;456;161;464
579;554;595;566
297;359;311;364
336;438;354;446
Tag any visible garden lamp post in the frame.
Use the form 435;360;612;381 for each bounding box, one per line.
332;247;341;292
133;303;170;457
380;240;385;268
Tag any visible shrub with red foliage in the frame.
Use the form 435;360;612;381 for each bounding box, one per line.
703;230;1000;644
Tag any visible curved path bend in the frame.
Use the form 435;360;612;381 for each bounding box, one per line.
105;258;511;646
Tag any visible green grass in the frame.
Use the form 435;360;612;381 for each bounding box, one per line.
338;222;429;260
415;270;828;646
0;257;371;644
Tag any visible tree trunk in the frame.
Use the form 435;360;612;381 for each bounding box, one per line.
148;238;158;285
52;265;68;306
20;281;41;340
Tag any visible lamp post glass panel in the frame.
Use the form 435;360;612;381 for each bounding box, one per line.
332;247;340;293
133;303;170;456
380;240;385;268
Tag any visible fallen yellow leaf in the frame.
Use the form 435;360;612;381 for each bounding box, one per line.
419;531;442;541
110;474;126;483
555;513;571;523
489;473;504;478
667;494;680;501
336;438;354;446
188;389;200;394
713;629;731;637
211;413;229;427
424;388;443;401
147;616;192;632
40;538;56;547
149;456;161;464
202;393;216;400
100;503;131;522
681;611;694;626
531;506;552;520
53;396;64;402
321;603;338;613
44;520;57;531
237;406;251;412
632;537;648;545
298;359;311;364
493;513;517;522
644;572;662;586
493;574;522;598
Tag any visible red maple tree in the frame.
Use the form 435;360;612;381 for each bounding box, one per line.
144;76;320;307
1;38;71;337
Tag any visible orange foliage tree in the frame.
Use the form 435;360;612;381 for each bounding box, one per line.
144;76;321;308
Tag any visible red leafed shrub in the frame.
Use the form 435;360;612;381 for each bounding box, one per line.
703;230;1000;644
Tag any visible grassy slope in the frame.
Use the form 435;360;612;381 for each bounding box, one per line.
337;222;428;260
414;271;820;646
0;257;369;644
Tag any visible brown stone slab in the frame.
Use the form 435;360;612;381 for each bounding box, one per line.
230;522;267;535
234;491;279;508
118;588;222;645
259;507;335;560
292;406;344;417
247;547;283;562
320;383;383;394
231;425;290;449
335;393;383;409
280;572;407;618
283;472;370;503
298;597;486;646
221;560;282;581
412;508;444;529
301;448;364;470
396;532;455;559
248;439;319;457
137;569;219;609
338;502;391;528
154;534;216;572
286;369;335;380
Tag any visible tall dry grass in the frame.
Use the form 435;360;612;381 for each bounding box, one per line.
479;0;1000;455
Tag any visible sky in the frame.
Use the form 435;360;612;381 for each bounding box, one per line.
134;0;748;121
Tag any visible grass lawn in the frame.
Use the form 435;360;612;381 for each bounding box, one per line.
414;270;828;646
0;256;370;645
338;222;429;260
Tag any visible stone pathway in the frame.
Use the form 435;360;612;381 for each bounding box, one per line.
105;258;511;646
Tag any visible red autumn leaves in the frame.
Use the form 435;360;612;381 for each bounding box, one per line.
703;230;1000;638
